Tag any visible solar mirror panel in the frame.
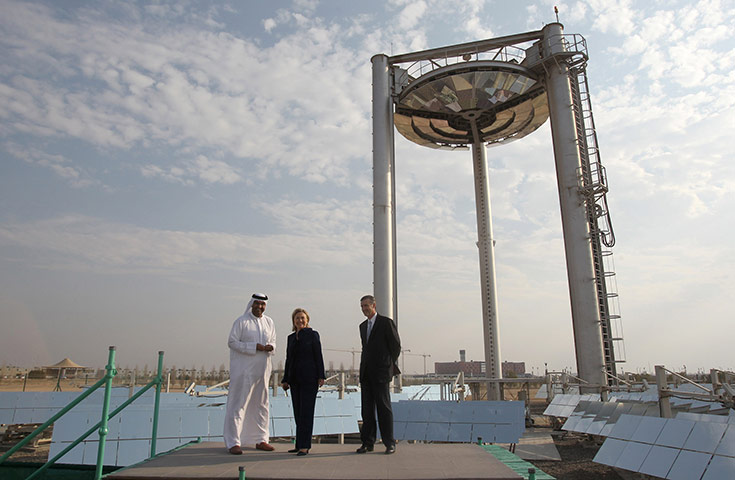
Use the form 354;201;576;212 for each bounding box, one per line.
156;408;181;438
667;450;711;480
448;422;472;442
638;445;680;478
592;437;627;466
154;438;181;455
119;409;153;439
11;407;34;424
83;439;118;466
630;416;666;444
324;416;342;433
682;422;727;453
575;416;595;433
431;403;453;423
114;439;150;466
614;441;652;472
105;413;122;440
404;421;427;440
271;417;293;437
561;414;581;432
312;416;327;435
677;412;728;423
407;402;431;422
181;408;210;437
393;421;407;439
452;403;474;423
584;401;603;416
714;424;735;457
52;409;92;441
656;418;696;449
627;403;648;416
472;423;496;443
701;455;735;480
426;422;449;442
587;418;608;436
609;414;644;440
49;440;85;464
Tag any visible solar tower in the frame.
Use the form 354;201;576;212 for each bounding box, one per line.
372;23;624;398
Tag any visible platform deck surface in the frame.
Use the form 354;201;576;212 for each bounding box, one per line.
107;442;522;480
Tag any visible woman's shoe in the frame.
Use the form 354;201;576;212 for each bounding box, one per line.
288;448;299;453
297;449;309;456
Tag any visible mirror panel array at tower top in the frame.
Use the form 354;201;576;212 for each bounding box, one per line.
394;62;549;149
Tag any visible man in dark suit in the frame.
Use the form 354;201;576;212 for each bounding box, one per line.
356;295;401;454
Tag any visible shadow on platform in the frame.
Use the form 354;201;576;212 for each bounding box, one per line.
107;442;523;480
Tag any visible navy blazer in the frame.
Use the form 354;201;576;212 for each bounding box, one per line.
281;328;326;385
359;314;401;384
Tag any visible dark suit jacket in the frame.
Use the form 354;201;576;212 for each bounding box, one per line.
359;314;401;384
281;328;326;385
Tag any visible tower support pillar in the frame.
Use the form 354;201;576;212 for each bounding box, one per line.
542;23;606;392
470;135;502;400
371;54;396;322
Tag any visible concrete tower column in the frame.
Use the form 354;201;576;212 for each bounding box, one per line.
470;118;502;400
542;23;606;392
371;54;396;321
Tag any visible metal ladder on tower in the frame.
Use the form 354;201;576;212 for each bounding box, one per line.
568;57;626;385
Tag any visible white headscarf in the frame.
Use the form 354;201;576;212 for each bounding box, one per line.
245;292;268;317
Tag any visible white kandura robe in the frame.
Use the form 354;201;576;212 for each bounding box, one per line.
223;310;276;448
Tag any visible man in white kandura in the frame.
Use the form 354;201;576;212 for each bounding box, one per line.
224;293;277;454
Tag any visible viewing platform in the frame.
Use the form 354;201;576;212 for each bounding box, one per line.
107;442;526;480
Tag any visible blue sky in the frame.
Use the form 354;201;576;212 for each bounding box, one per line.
1;0;733;376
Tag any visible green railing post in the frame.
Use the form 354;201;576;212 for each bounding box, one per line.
239;465;246;480
528;467;536;480
94;346;117;480
150;351;164;457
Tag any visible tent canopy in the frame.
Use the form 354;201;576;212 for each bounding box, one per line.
44;358;85;369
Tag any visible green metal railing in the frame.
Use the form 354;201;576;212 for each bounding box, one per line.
0;346;165;480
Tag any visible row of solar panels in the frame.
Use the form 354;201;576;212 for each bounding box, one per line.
48;396;360;467
542;388;735;478
537;382;724;401
543;389;729;420
0;388;459;430
392;400;524;444
45;400;523;467
593;413;735;479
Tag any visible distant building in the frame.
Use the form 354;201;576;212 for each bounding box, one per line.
0;365;29;378
502;361;526;377
434;359;526;377
434;361;485;376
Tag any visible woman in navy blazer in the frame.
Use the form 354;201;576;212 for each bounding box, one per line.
280;308;326;456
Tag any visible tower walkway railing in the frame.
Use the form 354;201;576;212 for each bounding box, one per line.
0;346;165;480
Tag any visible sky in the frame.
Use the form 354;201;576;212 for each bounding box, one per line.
1;0;733;377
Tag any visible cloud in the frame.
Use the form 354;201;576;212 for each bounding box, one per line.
0;1;373;186
0;214;371;275
4;143;100;188
141;155;242;186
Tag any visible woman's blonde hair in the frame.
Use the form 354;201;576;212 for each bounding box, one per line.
291;308;310;332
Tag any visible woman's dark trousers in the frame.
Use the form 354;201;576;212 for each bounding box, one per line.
291;381;319;449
